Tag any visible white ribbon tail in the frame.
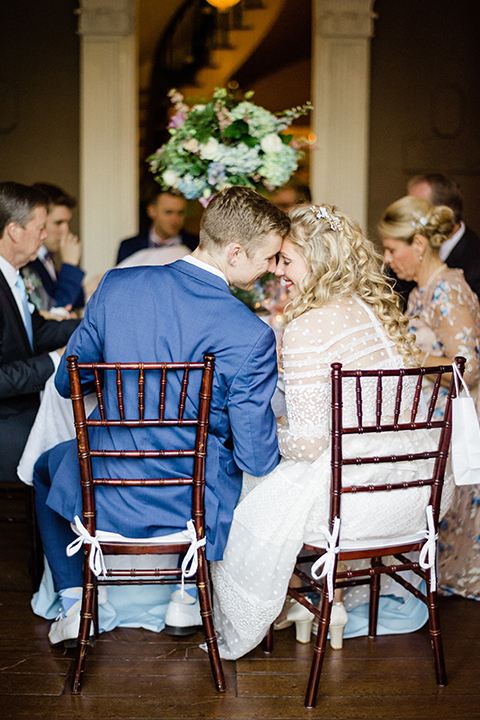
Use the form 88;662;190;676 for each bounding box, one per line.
418;505;438;592
66;515;107;578
180;519;206;597
311;517;341;602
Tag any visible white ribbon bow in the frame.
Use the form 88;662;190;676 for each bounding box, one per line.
419;505;438;592
66;515;107;578
311;517;341;602
180;519;206;597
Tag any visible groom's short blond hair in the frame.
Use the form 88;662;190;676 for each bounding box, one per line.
199;186;290;257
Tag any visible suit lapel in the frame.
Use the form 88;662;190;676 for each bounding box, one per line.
0;269;33;355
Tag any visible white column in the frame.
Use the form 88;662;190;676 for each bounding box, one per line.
311;0;376;229
78;0;138;279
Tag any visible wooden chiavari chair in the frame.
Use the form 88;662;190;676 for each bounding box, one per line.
265;358;463;708
66;353;225;694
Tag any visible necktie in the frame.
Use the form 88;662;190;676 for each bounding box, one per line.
15;275;34;349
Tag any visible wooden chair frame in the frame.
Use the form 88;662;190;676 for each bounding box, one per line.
67;353;225;694
265;357;464;708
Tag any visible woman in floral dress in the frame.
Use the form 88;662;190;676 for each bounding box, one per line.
379;195;480;600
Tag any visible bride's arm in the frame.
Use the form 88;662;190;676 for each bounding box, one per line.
277;313;330;462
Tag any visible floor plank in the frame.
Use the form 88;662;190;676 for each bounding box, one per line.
1;494;480;720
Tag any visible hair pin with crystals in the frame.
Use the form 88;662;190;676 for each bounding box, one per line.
311;205;342;231
411;216;428;229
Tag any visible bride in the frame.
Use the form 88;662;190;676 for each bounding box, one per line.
210;204;453;660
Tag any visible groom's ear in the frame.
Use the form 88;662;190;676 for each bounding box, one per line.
226;242;243;266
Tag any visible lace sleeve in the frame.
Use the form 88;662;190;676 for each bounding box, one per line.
277;313;330;462
428;281;480;388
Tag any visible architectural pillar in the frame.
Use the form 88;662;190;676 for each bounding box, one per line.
77;0;138;279
311;0;376;229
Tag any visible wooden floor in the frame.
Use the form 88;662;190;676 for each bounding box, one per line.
2;488;480;720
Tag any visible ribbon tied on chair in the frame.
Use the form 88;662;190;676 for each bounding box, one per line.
66;515;108;578
418;504;438;591
180;519;206;596
311;517;341;602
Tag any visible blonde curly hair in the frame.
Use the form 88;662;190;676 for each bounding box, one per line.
283;204;419;366
377;195;455;250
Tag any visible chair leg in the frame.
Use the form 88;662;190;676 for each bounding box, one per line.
28;486;44;592
197;554;226;692
305;591;331;709
426;567;447;687
263;624;274;654
71;554;95;694
92;581;99;640
368;557;381;638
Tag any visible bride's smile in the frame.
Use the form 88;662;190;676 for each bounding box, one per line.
275;238;308;299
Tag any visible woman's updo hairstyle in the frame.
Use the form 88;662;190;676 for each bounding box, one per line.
378;195;455;251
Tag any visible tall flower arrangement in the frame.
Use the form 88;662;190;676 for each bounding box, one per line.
148;87;312;206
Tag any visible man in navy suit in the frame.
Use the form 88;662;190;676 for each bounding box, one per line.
116;189;198;265
33;186;290;644
25;183;84;311
0;182;80;482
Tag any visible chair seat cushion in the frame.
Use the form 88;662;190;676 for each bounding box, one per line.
304;528;427;553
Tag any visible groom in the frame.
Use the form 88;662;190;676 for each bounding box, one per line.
33;186;290;644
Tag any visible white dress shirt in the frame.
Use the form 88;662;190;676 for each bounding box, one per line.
439;221;465;262
0;254;32;326
181;254;228;285
0;253;61;368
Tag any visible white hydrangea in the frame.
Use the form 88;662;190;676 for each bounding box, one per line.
199;137;223;162
163;169;180;188
260;133;284;154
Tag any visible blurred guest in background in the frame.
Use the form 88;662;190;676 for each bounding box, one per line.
398;173;480;301
379;194;480;395
116;189;198;265
269;177;311;213
387;173;480;308
0;182;80;482
24;183;84;314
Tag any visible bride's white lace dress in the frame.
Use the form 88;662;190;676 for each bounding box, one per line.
210;296;453;660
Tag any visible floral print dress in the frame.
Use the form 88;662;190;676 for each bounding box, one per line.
407;266;480;600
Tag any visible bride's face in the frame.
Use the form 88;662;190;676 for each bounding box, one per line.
275;238;308;299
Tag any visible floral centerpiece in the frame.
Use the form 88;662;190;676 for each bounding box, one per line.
148;87;312;206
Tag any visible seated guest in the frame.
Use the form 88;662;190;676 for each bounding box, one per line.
210;204;451;660
379;195;480;398
378;195;480;602
24;183;84;312
116;189;198;265
269;177;312;213
391;172;480;304
0;182;80;482
33;187;289;646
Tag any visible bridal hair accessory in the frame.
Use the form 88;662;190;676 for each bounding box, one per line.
311;205;342;232
411;216;427;229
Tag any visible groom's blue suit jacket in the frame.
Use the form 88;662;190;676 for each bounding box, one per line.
45;260;280;560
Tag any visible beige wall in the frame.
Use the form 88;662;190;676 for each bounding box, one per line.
368;0;480;239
